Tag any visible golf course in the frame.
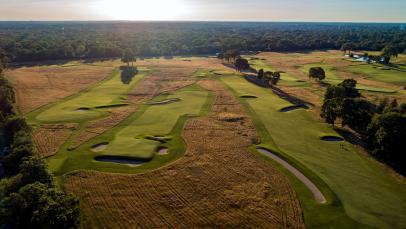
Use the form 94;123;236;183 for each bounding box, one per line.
4;50;406;228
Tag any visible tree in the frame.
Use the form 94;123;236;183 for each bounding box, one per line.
381;45;399;64
234;58;250;71
0;182;80;229
338;79;360;98
366;113;406;165
321;99;341;126
341;98;375;132
270;72;281;86
121;49;136;67
19;156;53;187
257;69;264;79
309;67;326;81
341;43;354;54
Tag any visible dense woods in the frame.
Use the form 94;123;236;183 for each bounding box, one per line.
0;53;80;229
0;22;406;62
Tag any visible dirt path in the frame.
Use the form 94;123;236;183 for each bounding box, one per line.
65;79;304;228
257;148;326;203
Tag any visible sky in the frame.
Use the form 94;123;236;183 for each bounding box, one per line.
0;0;405;22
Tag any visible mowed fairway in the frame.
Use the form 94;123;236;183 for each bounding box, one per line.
221;75;406;228
32;68;149;123
103;87;209;159
344;62;406;86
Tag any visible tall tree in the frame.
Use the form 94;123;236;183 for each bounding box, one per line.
309;67;326;81
381;45;399;64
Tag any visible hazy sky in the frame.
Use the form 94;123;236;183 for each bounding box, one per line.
0;0;405;22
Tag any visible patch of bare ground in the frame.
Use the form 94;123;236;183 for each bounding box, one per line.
6;65;113;114
33;124;77;157
65;79;304;229
69;105;139;149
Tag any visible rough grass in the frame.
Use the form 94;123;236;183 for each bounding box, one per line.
220;75;406;228
30;68;149;123
47;84;210;175
6;62;114;114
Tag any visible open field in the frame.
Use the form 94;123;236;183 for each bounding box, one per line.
64;79;304;228
220;74;406;228
5;63;114;114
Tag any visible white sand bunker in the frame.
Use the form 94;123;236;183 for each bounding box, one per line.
148;98;181;105
91;142;108;152
157;147;169;155
76;107;90;112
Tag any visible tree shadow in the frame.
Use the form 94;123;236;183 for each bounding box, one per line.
120;66;138;85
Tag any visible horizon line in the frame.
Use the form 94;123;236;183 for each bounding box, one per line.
0;20;405;24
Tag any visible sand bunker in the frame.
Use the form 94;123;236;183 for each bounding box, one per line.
148;98;180;105
157;147;169;155
240;95;258;99
280;104;308;112
257;147;326;203
91;142;108;152
95;156;148;166
76;107;90;112
320;136;344;142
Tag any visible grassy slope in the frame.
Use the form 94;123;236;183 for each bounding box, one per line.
48;84;211;175
344;62;406;86
220;75;406;228
31;68;148;123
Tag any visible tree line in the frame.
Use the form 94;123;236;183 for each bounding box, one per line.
0;22;405;62
0;52;80;228
320;79;406;174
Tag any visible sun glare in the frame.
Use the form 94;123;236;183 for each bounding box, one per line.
94;0;188;20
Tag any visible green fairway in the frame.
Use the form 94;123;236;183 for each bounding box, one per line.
221;75;406;228
104;89;209;159
47;85;210;175
301;63;397;93
32;68;149;123
344;63;406;86
247;58;306;87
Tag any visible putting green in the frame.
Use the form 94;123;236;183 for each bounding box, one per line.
221;75;406;228
33;68;149;123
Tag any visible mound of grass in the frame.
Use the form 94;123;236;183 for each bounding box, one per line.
221;75;406;228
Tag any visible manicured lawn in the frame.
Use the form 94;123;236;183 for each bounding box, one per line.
344;63;406;86
302;63;397;93
221;75;406;228
48;85;211;175
32;68;149;123
105;88;209;159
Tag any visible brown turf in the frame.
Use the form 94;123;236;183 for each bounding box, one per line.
6;65;114;114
